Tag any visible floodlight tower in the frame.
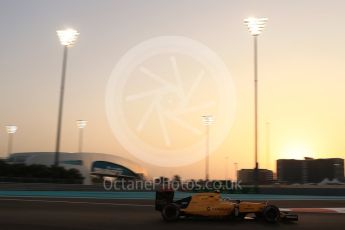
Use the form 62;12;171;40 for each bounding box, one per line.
76;120;88;153
234;162;238;181
244;17;267;172
202;115;214;181
55;28;79;166
5;125;18;157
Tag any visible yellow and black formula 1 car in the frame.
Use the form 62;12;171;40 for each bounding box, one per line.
155;190;298;223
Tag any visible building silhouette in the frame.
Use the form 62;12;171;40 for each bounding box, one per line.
7;152;147;185
238;168;273;185
277;158;344;184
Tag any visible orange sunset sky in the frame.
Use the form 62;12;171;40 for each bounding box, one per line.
1;0;345;179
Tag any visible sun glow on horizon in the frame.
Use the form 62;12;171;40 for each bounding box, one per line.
279;141;315;160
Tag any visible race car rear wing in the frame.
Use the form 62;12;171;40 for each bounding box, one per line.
155;190;174;211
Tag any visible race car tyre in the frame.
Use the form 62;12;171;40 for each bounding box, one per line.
262;205;280;223
162;203;180;222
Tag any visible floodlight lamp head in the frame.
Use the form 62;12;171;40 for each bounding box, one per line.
244;17;268;36
77;120;88;129
57;28;79;46
202;115;214;126
6;125;18;134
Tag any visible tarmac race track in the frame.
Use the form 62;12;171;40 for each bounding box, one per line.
0;197;345;230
